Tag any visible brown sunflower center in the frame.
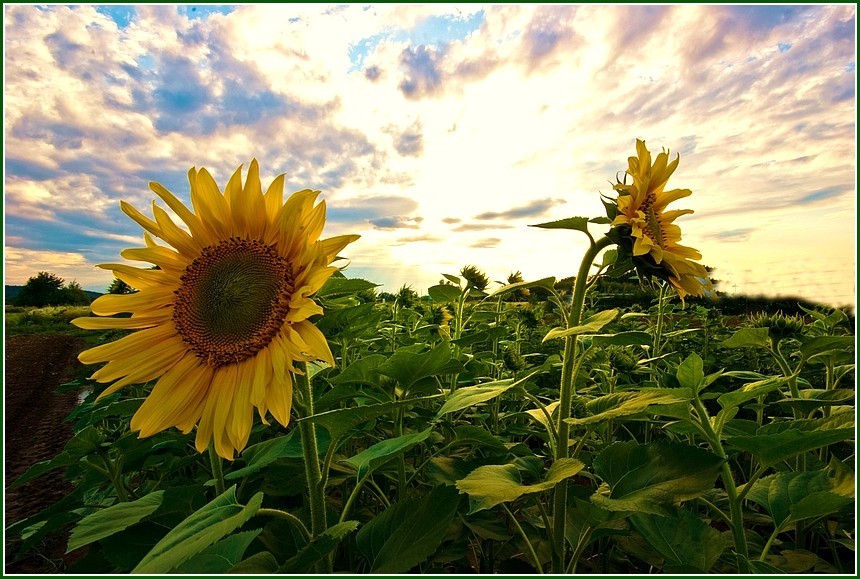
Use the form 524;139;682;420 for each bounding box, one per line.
173;238;294;367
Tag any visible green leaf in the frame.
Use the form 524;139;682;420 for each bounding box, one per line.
721;328;770;349
456;458;584;513
591;442;724;515
744;459;854;530
728;418;854;467
769;388;854;413
530;216;591;233
132;486;263;573
675;353;704;391
316;277;379;299
543;309;618;342
301;395;441;441
173;529;261;573
630;509;726;572
229;551;280;574
450;425;509;453
227;428;331;481
279;521;359;573
436;371;536;417
525;400;560;433
589;331;652;347
487;276;557;299
328;354;387;386
378;342;453;389
442;273;461;285
428;284;462;303
799;335;855;362
566;389;691;426
342;428;433;481
355;486;460;573
67;490;164;552
717;376;789;412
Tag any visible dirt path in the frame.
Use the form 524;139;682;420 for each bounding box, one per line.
4;333;85;574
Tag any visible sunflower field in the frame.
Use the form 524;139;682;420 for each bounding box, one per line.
6;141;856;574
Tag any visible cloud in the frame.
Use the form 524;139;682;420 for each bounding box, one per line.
470;237;502;248
474;198;566;220
442;217;462;224
519;5;578;68
327;195;420;223
701;228;754;242
389;120;424;156
369;216;424;230
398;44;445;98
396;234;443;243
452;223;514;232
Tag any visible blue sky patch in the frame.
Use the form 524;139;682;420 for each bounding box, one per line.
179;5;236;20
95;5;136;28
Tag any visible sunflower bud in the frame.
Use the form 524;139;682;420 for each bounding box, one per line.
749;312;805;341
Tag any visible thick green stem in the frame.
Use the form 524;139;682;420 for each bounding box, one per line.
98;448;129;502
653;284;667;356
296;364;326;540
693;397;750;570
551;235;614;574
207;444;226;497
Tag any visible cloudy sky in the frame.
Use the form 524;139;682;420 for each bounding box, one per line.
3;4;856;307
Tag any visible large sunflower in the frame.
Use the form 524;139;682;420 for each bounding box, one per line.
610;139;713;301
73;160;358;459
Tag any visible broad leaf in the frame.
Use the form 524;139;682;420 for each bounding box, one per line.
355;486;460;573
436;370;536;417
328;354;387;386
717;376;789;412
769;389;854;413
591;442;723;515
530;216;591;233
316;277;379;299
228;551;280;574
227;428;331;480
543;309;619;342
675;353;704;391
567;389;690;426
799;335;854;362
630;509;726;572
721;328;770;349
456;458;584;513
132;486;263;573
301;395;441;441
728;414;854;467
280;521;359;573
341;428;433;481
487;276;557;299
744;460;854;530
427;284;462;303
67;490;164;552
172;529;261;573
379;342;454;389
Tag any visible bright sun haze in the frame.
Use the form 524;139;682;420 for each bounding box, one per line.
3;4;856;309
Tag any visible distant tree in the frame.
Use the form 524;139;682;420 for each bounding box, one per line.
60;280;93;305
14;271;65;307
107;278;136;294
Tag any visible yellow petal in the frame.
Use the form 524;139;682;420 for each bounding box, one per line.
120;201;162;239
293;321;335;366
72;312;169;330
130;354;208;436
319;234;360;262
266;370;293;427
121;246;187;271
151;202;202;258
149;180;212;245
89;286;176;316
96;263;169;289
78;323;177;364
190;167;232;239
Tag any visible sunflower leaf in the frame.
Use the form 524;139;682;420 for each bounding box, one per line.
67;490;165;552
341;428;434;481
300;395;442;441
132;486;263;574
530;216;591;234
279;521;359;573
721;328;770;349
543;309;619;342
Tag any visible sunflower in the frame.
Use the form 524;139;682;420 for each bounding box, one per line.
609;139;713;302
73;160;359;459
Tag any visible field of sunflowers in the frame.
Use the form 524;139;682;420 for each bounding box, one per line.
6;141;855;574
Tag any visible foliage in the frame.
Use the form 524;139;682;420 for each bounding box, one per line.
14;272;93;307
7;270;855;574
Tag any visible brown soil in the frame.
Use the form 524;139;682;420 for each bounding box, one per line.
4;334;86;574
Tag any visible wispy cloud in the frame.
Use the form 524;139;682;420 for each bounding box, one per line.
2;4;855;307
474;198;566;220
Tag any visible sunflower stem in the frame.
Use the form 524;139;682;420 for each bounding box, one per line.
295;363;328;546
551;235;613;574
207;444;226;497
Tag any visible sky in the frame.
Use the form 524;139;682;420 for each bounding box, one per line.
3;3;857;308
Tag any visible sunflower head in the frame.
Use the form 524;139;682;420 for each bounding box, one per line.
607;139;714;303
72;160;358;459
749;311;805;341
